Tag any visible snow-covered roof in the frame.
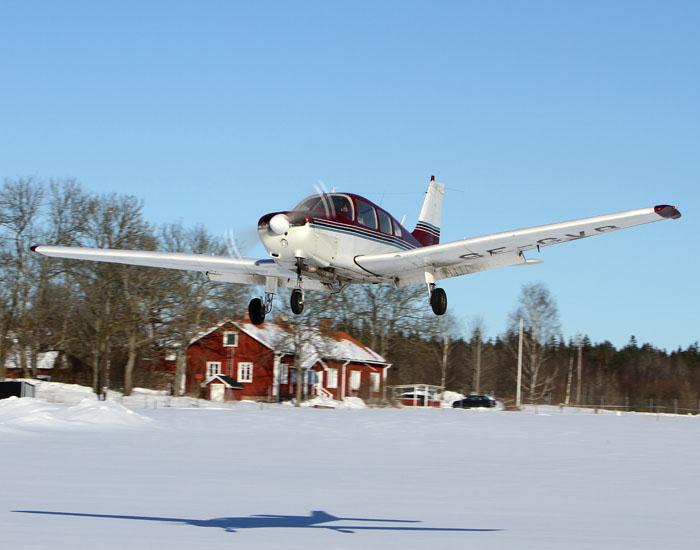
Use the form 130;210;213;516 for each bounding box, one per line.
4;350;59;370
189;319;388;367
235;320;388;367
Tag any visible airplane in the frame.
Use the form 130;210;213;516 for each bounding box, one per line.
13;509;496;534
31;176;682;325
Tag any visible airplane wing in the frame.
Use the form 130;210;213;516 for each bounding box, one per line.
30;244;299;286
354;205;681;286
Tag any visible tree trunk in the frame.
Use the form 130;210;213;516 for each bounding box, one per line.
295;364;303;406
440;332;449;388
123;330;137;396
173;350;186;396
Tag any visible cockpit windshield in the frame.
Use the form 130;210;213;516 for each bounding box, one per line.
293;194;354;220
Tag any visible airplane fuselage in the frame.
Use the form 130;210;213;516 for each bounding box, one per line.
258;193;421;285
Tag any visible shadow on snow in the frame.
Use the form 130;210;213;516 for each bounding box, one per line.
13;509;502;534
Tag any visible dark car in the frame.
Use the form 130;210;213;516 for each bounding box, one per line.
452;394;497;409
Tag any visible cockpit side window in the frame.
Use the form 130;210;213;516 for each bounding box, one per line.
377;209;392;235
392;218;403;237
355;199;377;230
331;195;353;220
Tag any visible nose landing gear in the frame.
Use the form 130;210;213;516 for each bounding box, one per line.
290;288;304;315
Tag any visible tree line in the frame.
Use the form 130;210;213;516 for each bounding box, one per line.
2;177;698;410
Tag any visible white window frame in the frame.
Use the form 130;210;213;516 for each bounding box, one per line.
223;331;238;347
206;361;221;378
280;364;289;384
349;370;361;391
237;361;253;383
370;372;381;392
326;368;338;389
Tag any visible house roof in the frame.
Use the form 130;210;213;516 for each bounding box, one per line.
4;350;59;370
203;374;243;389
189;319;389;368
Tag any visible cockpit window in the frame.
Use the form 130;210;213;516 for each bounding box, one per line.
377;209;392;235
294;194;354;220
331;195;353;220
355;199;377;229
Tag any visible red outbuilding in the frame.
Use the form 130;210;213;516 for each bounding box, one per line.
178;320;391;402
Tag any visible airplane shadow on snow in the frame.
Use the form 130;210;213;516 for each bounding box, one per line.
13;509;502;534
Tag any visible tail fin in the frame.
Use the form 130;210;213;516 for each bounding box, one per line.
412;175;445;246
310;511;337;523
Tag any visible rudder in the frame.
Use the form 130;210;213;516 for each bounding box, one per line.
412;175;445;246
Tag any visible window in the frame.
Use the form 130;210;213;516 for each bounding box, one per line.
355;199;377;229
377;209;392;235
331;195;353;220
315;370;323;386
349;370;361;391
223;331;238;347
237;362;253;383
370;372;380;393
392;219;403;237
280;364;289;384
206;361;221;378
326;368;338;389
294;196;330;217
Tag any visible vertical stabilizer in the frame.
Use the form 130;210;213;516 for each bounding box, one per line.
412;175;445;246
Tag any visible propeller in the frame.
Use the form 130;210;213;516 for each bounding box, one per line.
224;228;259;259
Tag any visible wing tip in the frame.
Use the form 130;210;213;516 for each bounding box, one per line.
30;244;41;253
654;205;681;219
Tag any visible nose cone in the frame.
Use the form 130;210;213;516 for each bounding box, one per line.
269;213;290;235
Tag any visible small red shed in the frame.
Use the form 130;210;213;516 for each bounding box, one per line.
202;374;243;402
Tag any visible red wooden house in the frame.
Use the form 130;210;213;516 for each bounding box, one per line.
179;320;391;402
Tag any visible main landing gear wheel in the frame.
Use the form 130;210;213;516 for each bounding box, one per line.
290;289;304;315
248;297;266;325
430;287;447;316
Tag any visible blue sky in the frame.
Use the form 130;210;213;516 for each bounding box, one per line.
1;1;697;349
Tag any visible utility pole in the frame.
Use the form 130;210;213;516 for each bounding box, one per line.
474;336;482;394
575;338;583;405
516;317;523;409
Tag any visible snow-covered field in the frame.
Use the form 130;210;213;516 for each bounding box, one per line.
1;384;698;549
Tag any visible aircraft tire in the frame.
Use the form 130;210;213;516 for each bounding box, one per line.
248;298;266;325
430;287;447;315
290;289;304;315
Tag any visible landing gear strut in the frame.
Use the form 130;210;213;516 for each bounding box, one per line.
248;277;277;326
290;257;305;315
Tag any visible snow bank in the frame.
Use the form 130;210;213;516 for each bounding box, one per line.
0;396;153;431
298;395;367;409
31;380;96;405
438;390;465;405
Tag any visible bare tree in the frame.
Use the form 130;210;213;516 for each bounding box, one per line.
159;222;247;396
0;178;44;378
507;282;562;402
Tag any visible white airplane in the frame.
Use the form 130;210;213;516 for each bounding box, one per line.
32;177;681;325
